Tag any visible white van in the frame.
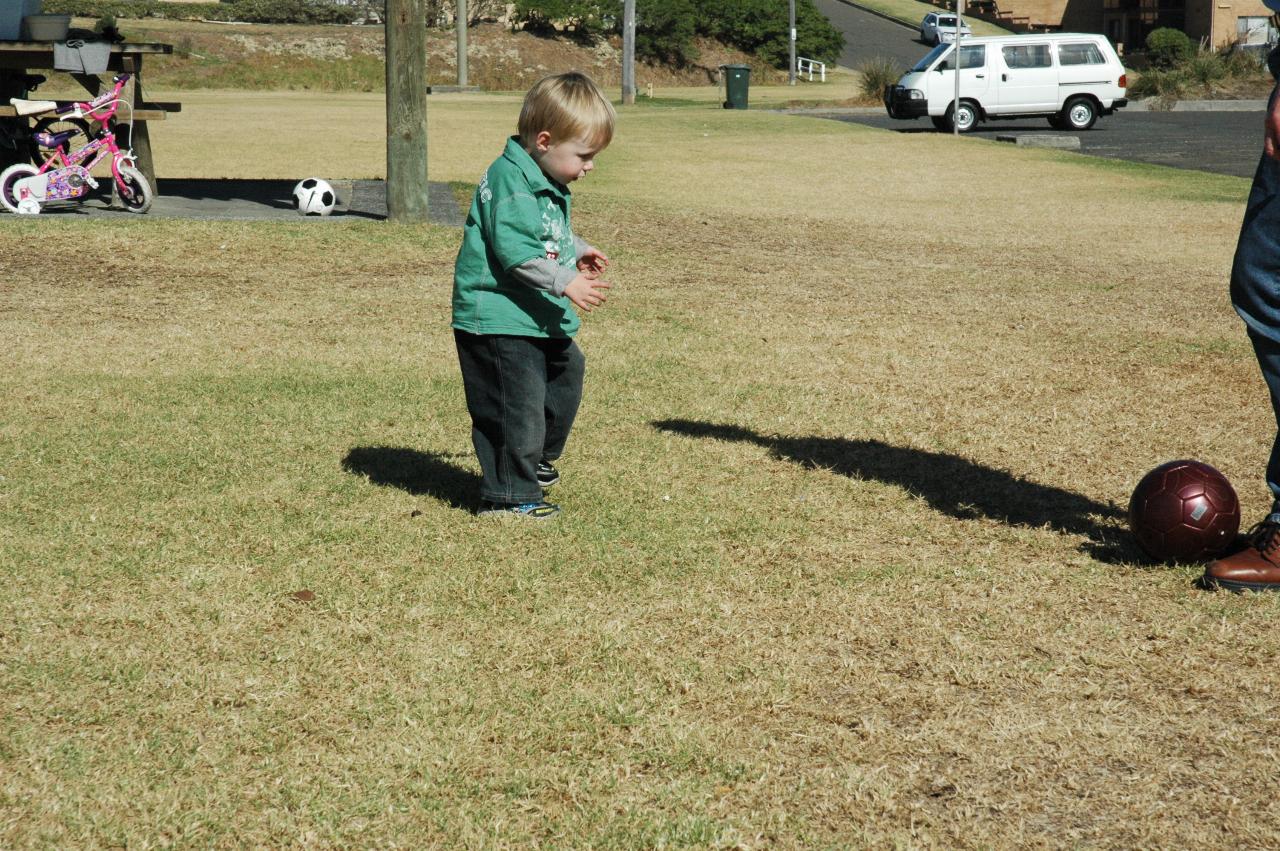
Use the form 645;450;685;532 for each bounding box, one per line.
884;33;1128;133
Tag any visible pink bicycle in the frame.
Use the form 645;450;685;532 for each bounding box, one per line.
1;73;152;214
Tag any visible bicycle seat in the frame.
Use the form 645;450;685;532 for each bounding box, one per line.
9;98;57;117
34;129;79;149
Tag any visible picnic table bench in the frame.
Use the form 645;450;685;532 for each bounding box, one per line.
0;40;175;186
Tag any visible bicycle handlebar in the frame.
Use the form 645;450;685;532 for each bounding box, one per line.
54;74;131;119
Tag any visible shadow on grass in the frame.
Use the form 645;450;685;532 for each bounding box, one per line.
342;446;479;512
653;419;1134;563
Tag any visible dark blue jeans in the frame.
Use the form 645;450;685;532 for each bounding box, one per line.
1246;331;1280;523
1233;88;1280;522
454;330;585;504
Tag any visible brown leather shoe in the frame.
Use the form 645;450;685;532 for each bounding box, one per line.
1204;522;1280;592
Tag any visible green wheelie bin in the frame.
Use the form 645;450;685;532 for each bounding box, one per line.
720;64;750;110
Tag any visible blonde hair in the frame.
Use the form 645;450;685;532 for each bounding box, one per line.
518;72;616;150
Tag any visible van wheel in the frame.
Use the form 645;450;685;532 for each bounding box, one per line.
931;116;949;131
944;101;978;133
1062;96;1097;131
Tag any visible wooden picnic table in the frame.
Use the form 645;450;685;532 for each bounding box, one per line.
0;41;175;186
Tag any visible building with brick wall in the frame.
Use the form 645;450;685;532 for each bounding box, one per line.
964;0;1274;52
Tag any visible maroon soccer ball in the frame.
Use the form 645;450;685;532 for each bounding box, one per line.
1128;460;1241;562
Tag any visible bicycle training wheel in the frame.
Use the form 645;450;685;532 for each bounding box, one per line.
32;116;94;155
0;162;38;213
114;163;153;214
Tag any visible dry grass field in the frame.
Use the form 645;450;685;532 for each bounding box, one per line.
3;92;1279;847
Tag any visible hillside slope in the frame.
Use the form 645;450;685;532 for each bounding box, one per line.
105;18;787;91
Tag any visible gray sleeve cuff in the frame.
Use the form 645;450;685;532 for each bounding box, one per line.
573;235;592;257
510;257;577;297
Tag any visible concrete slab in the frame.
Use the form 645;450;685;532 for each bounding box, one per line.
12;179;467;225
995;134;1082;150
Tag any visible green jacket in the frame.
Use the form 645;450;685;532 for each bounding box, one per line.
452;136;580;338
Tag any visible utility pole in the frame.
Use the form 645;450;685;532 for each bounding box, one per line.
386;0;429;221
457;0;468;87
788;0;797;85
622;0;635;104
952;0;964;136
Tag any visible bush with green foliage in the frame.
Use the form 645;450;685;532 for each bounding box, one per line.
695;0;842;68
1126;66;1189;100
1145;27;1193;69
856;56;902;99
513;0;607;37
1186;51;1226;85
43;0;360;24
634;0;697;66
510;0;843;69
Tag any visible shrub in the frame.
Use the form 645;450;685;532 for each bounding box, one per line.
694;0;842;68
1126;67;1189;102
1222;46;1268;78
1145;27;1193;69
513;0;607;38
856;56;901;99
1186;51;1225;85
634;0;698;66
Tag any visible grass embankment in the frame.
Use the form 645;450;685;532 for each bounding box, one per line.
849;0;1010;37
65;17;790;94
3;95;1278;846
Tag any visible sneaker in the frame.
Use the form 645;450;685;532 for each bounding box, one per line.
1203;521;1280;592
536;461;560;489
477;500;560;519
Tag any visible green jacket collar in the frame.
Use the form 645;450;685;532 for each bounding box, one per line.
502;135;570;199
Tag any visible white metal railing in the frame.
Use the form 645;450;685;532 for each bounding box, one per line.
796;57;826;82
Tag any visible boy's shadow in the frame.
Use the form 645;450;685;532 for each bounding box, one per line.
341;446;479;511
653;419;1133;563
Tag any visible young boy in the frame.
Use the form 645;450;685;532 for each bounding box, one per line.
1205;45;1280;589
451;72;615;518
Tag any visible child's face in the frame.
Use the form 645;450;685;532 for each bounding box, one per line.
531;132;603;185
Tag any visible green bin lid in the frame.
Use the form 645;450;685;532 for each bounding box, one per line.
719;64;751;71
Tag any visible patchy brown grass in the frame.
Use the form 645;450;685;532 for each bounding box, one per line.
2;98;1278;847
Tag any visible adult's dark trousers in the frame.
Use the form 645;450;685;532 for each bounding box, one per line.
1245;330;1280;523
1232;91;1280;523
454;330;585;504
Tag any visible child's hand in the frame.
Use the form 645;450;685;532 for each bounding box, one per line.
1268;84;1280;162
577;247;609;275
564;273;611;312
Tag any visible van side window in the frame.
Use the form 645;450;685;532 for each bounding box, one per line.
937;45;986;71
1058;42;1105;65
1001;44;1052;68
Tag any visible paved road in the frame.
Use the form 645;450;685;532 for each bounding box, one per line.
819;108;1267;178
812;0;932;71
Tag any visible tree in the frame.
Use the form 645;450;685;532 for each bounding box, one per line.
634;0;697;66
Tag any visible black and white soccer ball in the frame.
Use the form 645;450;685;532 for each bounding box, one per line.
293;178;336;216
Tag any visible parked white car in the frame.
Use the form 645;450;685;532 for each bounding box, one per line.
920;12;972;45
884;33;1128;133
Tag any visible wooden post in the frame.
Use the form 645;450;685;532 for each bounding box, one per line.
386;0;429;222
621;0;635;104
457;0;468;87
788;0;796;85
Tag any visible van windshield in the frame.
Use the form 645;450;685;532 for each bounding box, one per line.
911;44;950;72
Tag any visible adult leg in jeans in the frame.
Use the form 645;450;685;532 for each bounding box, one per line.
455;330;546;504
1249;330;1280;525
542;338;585;464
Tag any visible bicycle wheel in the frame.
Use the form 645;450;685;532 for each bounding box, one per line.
114;163;153;214
0;162;38;212
32;116;93;155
